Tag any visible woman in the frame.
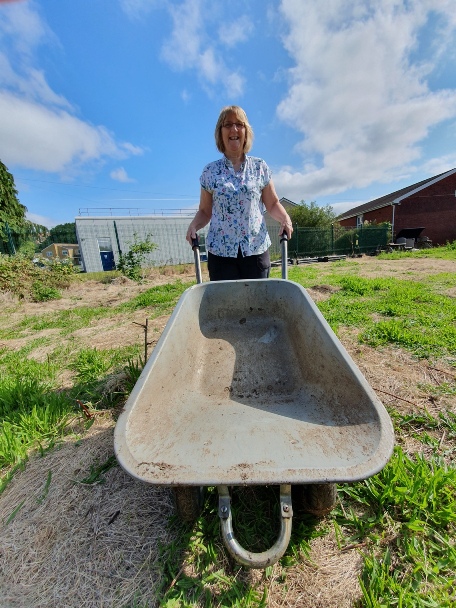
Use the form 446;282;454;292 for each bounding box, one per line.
186;105;293;281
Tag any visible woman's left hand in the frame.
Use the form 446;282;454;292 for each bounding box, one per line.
279;218;293;238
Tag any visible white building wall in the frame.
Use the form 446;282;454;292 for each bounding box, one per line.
76;215;282;273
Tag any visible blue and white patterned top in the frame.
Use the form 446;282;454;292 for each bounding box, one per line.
200;155;272;258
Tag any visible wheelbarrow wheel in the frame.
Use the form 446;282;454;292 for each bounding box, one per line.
172;486;205;524
292;483;337;517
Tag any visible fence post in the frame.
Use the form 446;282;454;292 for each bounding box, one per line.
5;222;16;255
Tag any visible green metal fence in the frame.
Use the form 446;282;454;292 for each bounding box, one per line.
0;222;18;255
287;225;389;258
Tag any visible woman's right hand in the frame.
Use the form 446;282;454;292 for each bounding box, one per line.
186;189;213;245
186;224;197;245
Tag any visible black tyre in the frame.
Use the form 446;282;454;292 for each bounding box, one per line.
172;486;205;523
292;483;337;517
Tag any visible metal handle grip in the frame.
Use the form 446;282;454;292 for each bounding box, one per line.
218;485;293;569
280;231;289;280
192;235;202;284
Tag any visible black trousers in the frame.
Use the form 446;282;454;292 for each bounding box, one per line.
207;247;271;281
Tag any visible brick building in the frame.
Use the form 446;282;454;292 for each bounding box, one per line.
337;168;456;245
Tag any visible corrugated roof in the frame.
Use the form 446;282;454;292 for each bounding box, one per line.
337;169;454;220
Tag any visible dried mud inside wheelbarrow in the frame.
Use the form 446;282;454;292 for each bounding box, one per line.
114;279;394;486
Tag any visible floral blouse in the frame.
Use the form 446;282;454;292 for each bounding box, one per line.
200;155;272;258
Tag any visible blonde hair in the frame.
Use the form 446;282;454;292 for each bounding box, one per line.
214;106;254;154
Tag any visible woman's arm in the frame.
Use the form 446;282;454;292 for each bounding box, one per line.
262;180;293;237
186;188;213;244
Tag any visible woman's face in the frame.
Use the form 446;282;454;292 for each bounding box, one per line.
221;111;246;156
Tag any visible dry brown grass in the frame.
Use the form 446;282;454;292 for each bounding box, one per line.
1;255;455;607
0;416;175;608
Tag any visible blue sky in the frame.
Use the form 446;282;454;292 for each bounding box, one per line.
1;0;456;228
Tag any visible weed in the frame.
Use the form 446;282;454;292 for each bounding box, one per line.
79;455;117;484
5;499;25;525
32;282;62;302
71;347;113;382
37;470;52;504
117;235;158;282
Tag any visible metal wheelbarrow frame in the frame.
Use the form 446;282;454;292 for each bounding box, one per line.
114;236;394;568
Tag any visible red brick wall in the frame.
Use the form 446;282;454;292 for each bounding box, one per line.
339;217;357;227
395;173;456;244
339;206;394;227
339;173;456;244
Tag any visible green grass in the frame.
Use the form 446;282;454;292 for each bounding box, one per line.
335;445;456;607
0;375;76;472
156;402;456;606
1;253;455;606
275;265;456;360
380;241;456;261
0;279;193;340
119;280;192;315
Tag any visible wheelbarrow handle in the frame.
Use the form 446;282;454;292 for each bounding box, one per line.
218;484;293;569
192;235;203;284
280;231;289;280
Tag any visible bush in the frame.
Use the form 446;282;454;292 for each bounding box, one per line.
117;236;158;282
0;254;76;299
32;283;61;302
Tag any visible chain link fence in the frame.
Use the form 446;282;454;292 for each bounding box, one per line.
286;225;390;258
2;218;390;266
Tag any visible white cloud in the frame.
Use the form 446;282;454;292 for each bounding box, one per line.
110;167;136;183
0;91;131;172
0;0;52;57
330;201;366;216
0;1;143;174
26;211;58;229
274;0;456;201
421;154;456;177
156;0;245;97
118;0;163;19
218;15;253;48
120;0;250;98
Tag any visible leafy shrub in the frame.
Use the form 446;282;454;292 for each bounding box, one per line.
41;257;77;286
0;254;76;299
117;235;157;282
32;283;61;302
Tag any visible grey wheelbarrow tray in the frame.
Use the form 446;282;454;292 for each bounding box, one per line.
114;240;394;569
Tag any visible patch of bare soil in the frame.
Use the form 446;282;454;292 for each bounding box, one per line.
1;257;455;607
345;255;455;279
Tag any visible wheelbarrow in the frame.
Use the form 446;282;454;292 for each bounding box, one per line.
114;236;394;569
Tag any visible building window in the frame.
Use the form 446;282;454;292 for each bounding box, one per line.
356;215;364;227
61;249;69;256
46;252;53;257
97;237;113;252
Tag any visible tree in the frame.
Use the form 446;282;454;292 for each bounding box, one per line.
289;200;338;228
41;222;77;248
0;160;27;241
